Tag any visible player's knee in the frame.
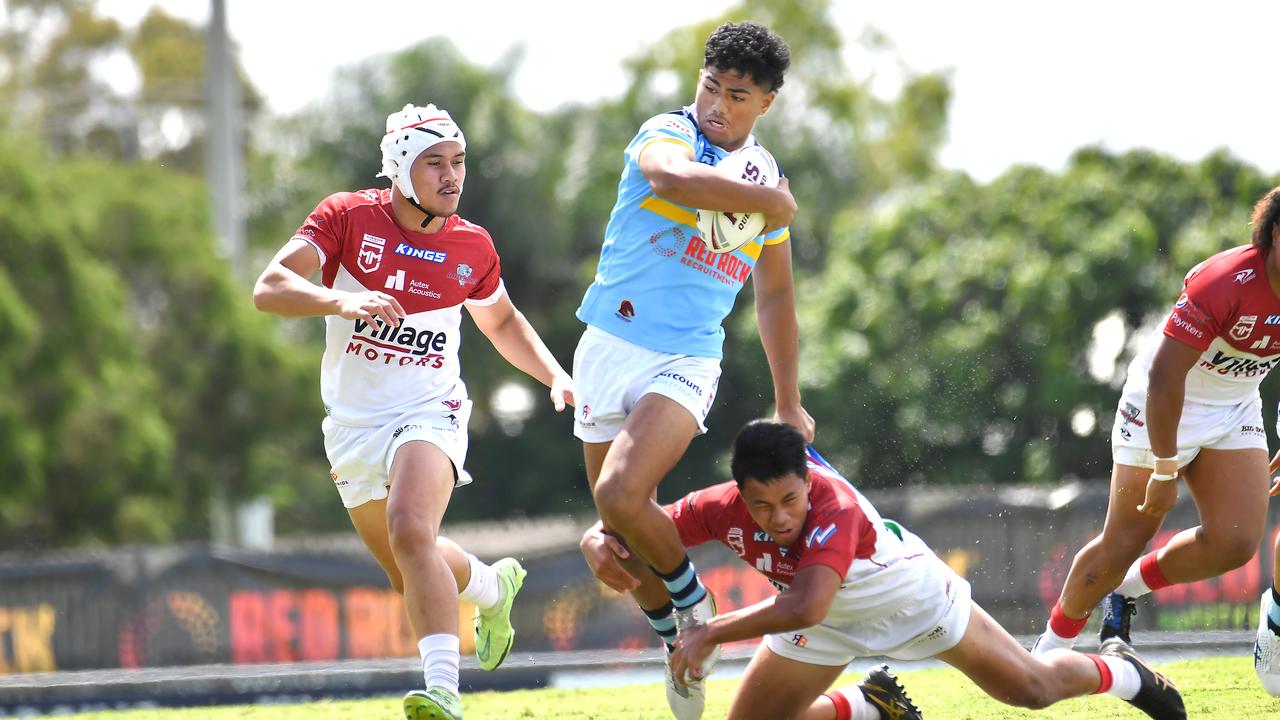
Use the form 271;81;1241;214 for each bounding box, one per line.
1092;535;1147;569
1209;530;1258;571
386;508;438;558
593;476;642;528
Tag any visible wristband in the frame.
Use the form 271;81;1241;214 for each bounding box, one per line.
1152;455;1179;463
1149;471;1178;482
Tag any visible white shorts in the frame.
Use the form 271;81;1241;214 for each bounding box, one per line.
765;533;972;666
1111;391;1266;468
322;400;473;509
572;325;722;444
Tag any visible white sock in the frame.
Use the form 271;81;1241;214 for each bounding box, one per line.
1035;623;1077;654
824;686;881;720
1113;559;1153;599
1099;654;1141;700
458;554;501;611
418;634;460;695
849;688;883;720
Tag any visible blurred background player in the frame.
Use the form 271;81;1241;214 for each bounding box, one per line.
1033;186;1280;677
583;421;1186;720
572;22;812;714
253;103;574;720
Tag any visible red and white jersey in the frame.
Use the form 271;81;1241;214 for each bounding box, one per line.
667;455;932;615
1127;245;1280;405
293;189;504;427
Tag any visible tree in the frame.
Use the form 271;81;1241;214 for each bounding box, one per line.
794;148;1279;489
0;139;328;547
0;0;261;167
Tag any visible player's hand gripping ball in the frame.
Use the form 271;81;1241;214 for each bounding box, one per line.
695;145;781;254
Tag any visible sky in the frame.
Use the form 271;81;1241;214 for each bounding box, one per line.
96;1;1280;183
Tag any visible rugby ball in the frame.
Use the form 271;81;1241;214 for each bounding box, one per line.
695;144;781;254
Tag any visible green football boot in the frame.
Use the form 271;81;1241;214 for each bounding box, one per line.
474;557;526;671
403;687;462;720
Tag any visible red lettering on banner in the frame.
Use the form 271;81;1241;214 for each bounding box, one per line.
298;590;340;661
267;590;297;662
344;588;415;659
1219;553;1261;603
229;591;268;664
231;589;342;663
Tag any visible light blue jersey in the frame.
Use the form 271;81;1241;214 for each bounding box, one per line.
576;106;790;359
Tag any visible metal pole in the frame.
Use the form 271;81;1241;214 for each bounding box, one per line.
204;0;247;545
205;0;246;277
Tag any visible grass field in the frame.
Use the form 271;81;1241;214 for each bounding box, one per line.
71;655;1276;719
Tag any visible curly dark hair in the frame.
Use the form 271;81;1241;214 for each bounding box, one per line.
703;22;791;92
731;420;808;487
1251;186;1280;253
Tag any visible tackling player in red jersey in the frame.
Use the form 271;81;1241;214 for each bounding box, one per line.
254;103;573;720
583;421;1184;719
1034;187;1280;696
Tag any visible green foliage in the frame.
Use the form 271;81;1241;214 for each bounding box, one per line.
0;139;328;546
797;150;1279;488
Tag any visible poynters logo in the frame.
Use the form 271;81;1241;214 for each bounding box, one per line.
358;234;386;273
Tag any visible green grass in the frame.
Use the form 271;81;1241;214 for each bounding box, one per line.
72;655;1276;719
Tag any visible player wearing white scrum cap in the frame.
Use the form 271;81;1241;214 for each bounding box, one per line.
254;102;574;720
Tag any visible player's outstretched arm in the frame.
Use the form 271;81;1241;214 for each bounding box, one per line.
253;238;406;328
639;142;795;226
669;564;840;682
753;240;814;441
467;292;573;412
1138;335;1200;517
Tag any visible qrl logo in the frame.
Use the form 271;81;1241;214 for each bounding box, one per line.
1231;315;1257;341
359;234;386;273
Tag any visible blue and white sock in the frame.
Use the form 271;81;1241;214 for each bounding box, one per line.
653;555;707;611
642;601;678;650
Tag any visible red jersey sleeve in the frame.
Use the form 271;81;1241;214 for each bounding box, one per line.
1163;262;1233;351
464;229;503;305
292;192;350;272
796;507;869;579
665;489;717;548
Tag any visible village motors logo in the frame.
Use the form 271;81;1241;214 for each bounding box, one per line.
358;234;386;273
347;319;449;368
